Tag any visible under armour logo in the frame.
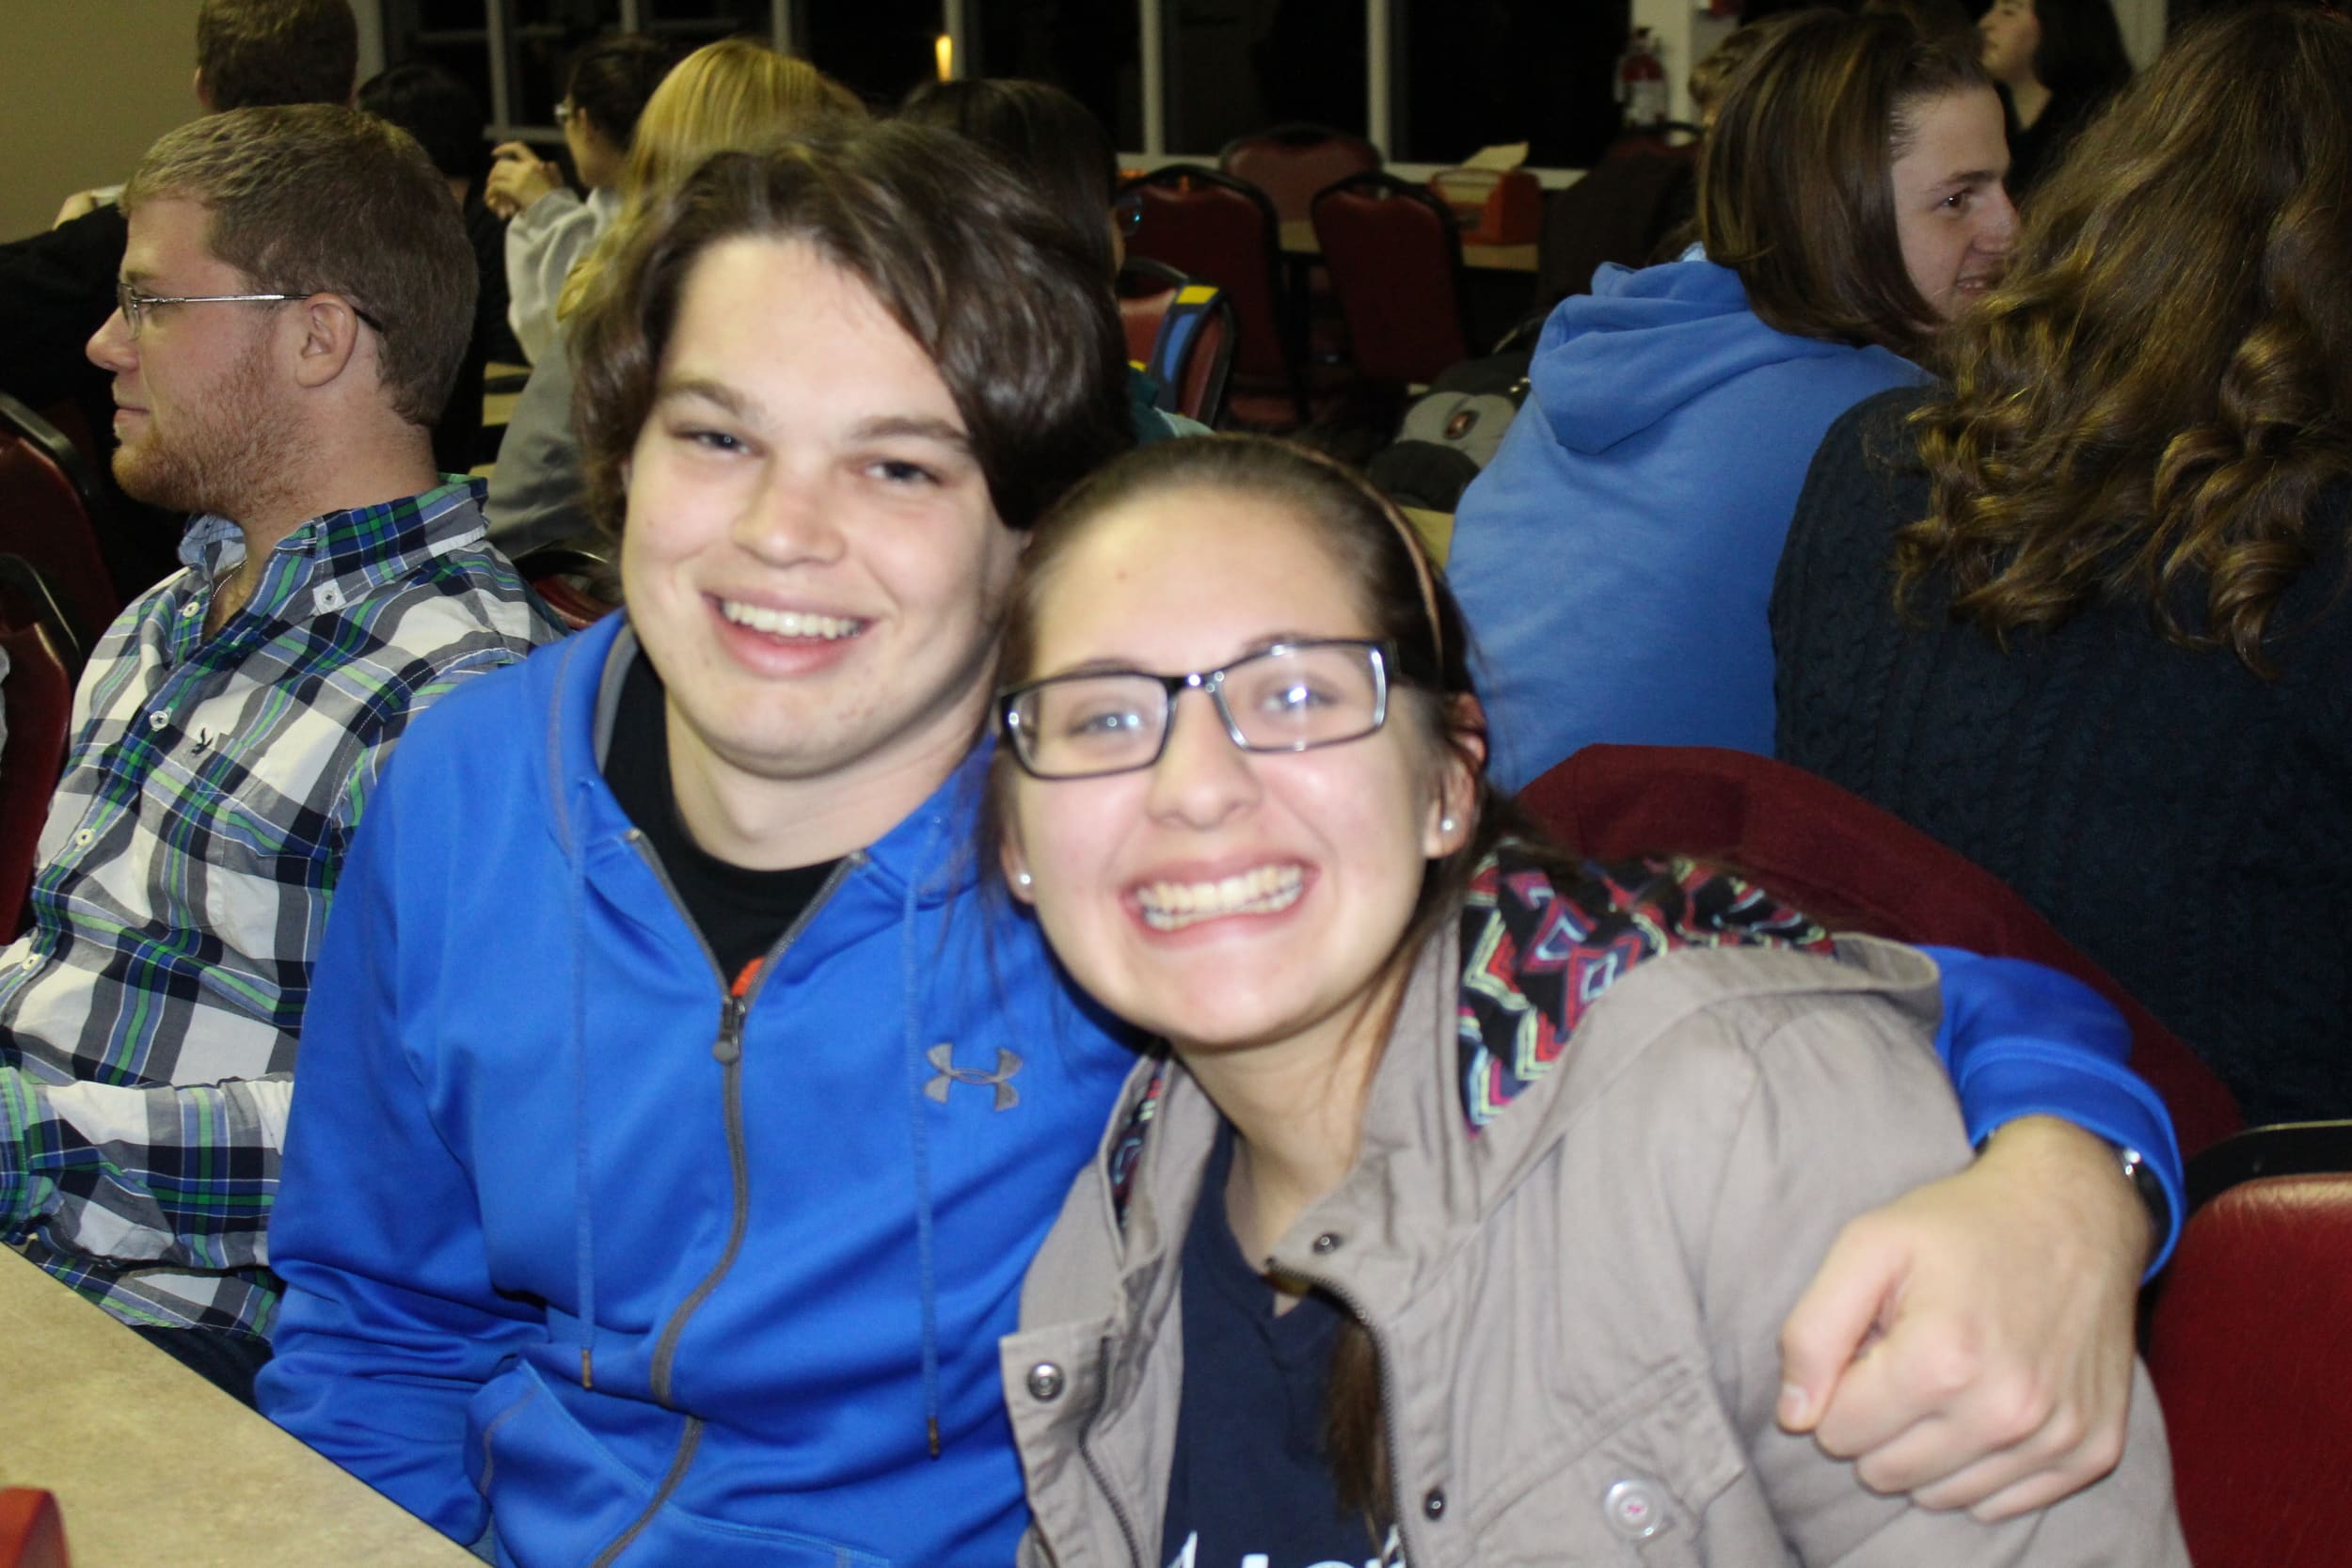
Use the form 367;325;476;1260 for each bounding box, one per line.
925;1043;1022;1110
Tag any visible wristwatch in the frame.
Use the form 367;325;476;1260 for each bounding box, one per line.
2116;1144;2171;1242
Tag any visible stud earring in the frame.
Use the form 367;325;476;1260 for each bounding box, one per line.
1014;870;1033;889
1439;816;1458;834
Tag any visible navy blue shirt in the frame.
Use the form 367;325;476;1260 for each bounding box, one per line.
1158;1122;1389;1568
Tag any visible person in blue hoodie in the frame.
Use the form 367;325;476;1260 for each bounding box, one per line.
1450;8;2020;789
256;125;2177;1567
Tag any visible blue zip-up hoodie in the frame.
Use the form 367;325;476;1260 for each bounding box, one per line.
1450;258;1930;790
258;614;1142;1567
259;618;2182;1564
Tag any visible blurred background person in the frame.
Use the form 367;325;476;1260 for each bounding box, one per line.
1773;0;2352;1126
1446;7;2015;789
486;39;859;561
898;77;1209;446
1977;0;2132;202
485;32;675;366
358;60;514;472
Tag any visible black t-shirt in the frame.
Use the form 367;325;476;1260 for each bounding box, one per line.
1158;1122;1389;1568
602;652;839;984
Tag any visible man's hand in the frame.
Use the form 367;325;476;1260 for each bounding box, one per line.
55;189;104;227
1776;1115;2153;1520
484;143;564;219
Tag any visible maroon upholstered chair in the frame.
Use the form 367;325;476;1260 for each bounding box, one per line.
1518;744;2242;1154
1534;153;1699;308
1115;259;1239;429
2143;1123;2352;1568
513;544;615;633
1218;122;1382;225
0;610;73;943
1120;166;1301;424
0;393;120;656
1310;172;1473;388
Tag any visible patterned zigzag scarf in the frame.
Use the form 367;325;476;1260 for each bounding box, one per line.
1459;851;1835;1130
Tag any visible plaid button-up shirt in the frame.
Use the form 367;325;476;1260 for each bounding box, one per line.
0;478;563;1338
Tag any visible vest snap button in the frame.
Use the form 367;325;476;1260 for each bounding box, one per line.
1025;1362;1065;1402
1422;1486;1446;1519
1605;1478;1663;1539
1311;1231;1342;1254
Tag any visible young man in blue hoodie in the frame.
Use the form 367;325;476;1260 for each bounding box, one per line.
260;123;2175;1568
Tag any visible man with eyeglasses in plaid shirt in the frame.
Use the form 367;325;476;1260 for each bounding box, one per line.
0;103;562;1403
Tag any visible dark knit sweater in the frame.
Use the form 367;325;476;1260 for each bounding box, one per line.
1772;388;2352;1125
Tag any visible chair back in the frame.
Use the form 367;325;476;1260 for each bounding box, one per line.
1518;744;2243;1154
513;543;616;633
1120;166;1295;394
0;394;120;654
1218;122;1382;224
1116;259;1239;429
0;1490;69;1568
1309;172;1471;388
2144;1123;2352;1568
0;598;72;947
1534;154;1697;308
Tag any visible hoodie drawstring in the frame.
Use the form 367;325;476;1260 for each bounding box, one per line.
568;772;599;1390
901;812;946;1458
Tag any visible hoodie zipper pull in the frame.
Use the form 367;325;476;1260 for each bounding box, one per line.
715;995;747;1065
715;959;761;1065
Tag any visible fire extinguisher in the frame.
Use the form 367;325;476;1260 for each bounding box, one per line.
1615;27;1669;130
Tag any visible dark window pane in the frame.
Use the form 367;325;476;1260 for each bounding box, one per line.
641;0;775;51
1165;0;1366;156
1392;0;1629;167
804;0;945;110
973;0;1144;150
505;0;627;129
386;0;499;125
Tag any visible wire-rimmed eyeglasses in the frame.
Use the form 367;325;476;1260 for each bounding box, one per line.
998;639;1403;781
116;280;386;340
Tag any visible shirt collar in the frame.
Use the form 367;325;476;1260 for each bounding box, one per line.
174;477;492;616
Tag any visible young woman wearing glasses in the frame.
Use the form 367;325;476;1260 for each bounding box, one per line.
986;436;2186;1566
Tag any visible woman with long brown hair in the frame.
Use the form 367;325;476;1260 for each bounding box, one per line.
1774;0;2352;1125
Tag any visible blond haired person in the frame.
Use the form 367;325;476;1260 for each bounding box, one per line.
485;39;859;560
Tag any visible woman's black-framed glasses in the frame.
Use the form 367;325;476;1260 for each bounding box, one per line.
998;639;1400;781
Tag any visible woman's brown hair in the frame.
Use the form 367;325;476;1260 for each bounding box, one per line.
1698;6;1992;358
1894;0;2352;673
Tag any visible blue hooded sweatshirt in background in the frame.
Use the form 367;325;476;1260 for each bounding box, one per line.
1449;257;1929;790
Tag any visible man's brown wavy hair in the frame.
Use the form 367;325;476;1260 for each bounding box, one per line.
1894;0;2352;674
1698;6;1991;360
567;122;1133;546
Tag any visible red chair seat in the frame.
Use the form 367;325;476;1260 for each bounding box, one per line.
2144;1145;2352;1568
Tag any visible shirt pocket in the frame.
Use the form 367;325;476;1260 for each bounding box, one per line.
1464;1359;1751;1568
151;725;346;958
